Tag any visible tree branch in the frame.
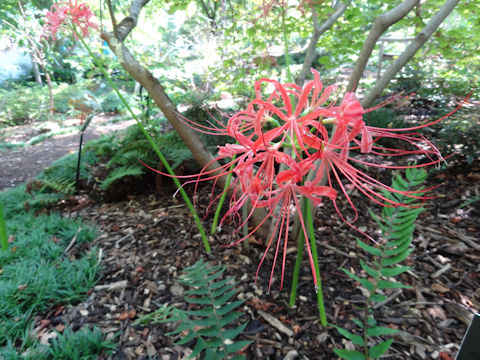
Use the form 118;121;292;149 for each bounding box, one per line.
105;0;119;39
361;0;460;108
346;0;419;93
101;0;269;235
296;1;349;86
115;0;150;41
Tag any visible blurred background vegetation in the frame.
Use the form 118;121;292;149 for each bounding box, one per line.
0;0;478;162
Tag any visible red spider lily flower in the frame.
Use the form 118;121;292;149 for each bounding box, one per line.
45;0;97;40
147;69;464;289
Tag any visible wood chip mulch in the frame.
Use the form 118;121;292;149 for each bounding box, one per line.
35;161;479;360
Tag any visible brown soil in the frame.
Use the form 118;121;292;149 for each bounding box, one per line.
0;115;135;190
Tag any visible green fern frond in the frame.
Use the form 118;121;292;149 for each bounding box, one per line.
335;167;428;360
99;165;144;190
38;177;76;195
135;260;250;360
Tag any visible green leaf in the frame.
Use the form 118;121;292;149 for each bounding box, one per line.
360;260;379;278
222;322;248;340
335;327;364;346
368;339;394;358
370;293;388;302
366;316;377;327
225;339;252;353
357;239;382;256
191;317;218;327
389;224;416;240
212;282;237;298
219;311;243;327
333;348;367;360
185;296;213;305
186;307;214;317
377;280;411;290
384;240;411;256
175;330;196;345
342;269;374;292
216;300;244;317
367;326;399;337
213;289;238;306
380;266;411;277
189;337;208;359
352;318;364;328
197;325;221;337
382;248;414;266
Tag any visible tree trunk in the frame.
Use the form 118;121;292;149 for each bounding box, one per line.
361;0;460;108
31;58;42;84
346;0;419;93
102;0;270;235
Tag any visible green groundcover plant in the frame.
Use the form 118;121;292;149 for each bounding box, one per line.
0;186;114;358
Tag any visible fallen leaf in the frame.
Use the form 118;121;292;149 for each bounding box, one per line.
54;324;65;332
17;284;28;291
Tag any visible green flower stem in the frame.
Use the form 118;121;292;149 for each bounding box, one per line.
0;202;8;251
305;198;327;327
211;155;236;235
289;196;309;307
75;28;210;252
288;198;327;326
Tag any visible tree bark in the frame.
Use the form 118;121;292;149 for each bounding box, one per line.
361;0;460;108
346;0;419;93
101;0;219;181
296;1;349;87
102;0;269;235
31;59;42;84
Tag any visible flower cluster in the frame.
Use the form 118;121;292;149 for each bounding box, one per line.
168;70;459;289
44;0;97;40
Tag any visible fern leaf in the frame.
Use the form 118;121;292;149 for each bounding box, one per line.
99;165;144;190
335;168;428;359
134;260;250;359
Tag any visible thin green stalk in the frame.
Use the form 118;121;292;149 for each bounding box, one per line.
305;198;327;327
288;198;327;326
289;196;309;307
75;28;210;252
211;155;236;235
0;202;8;251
